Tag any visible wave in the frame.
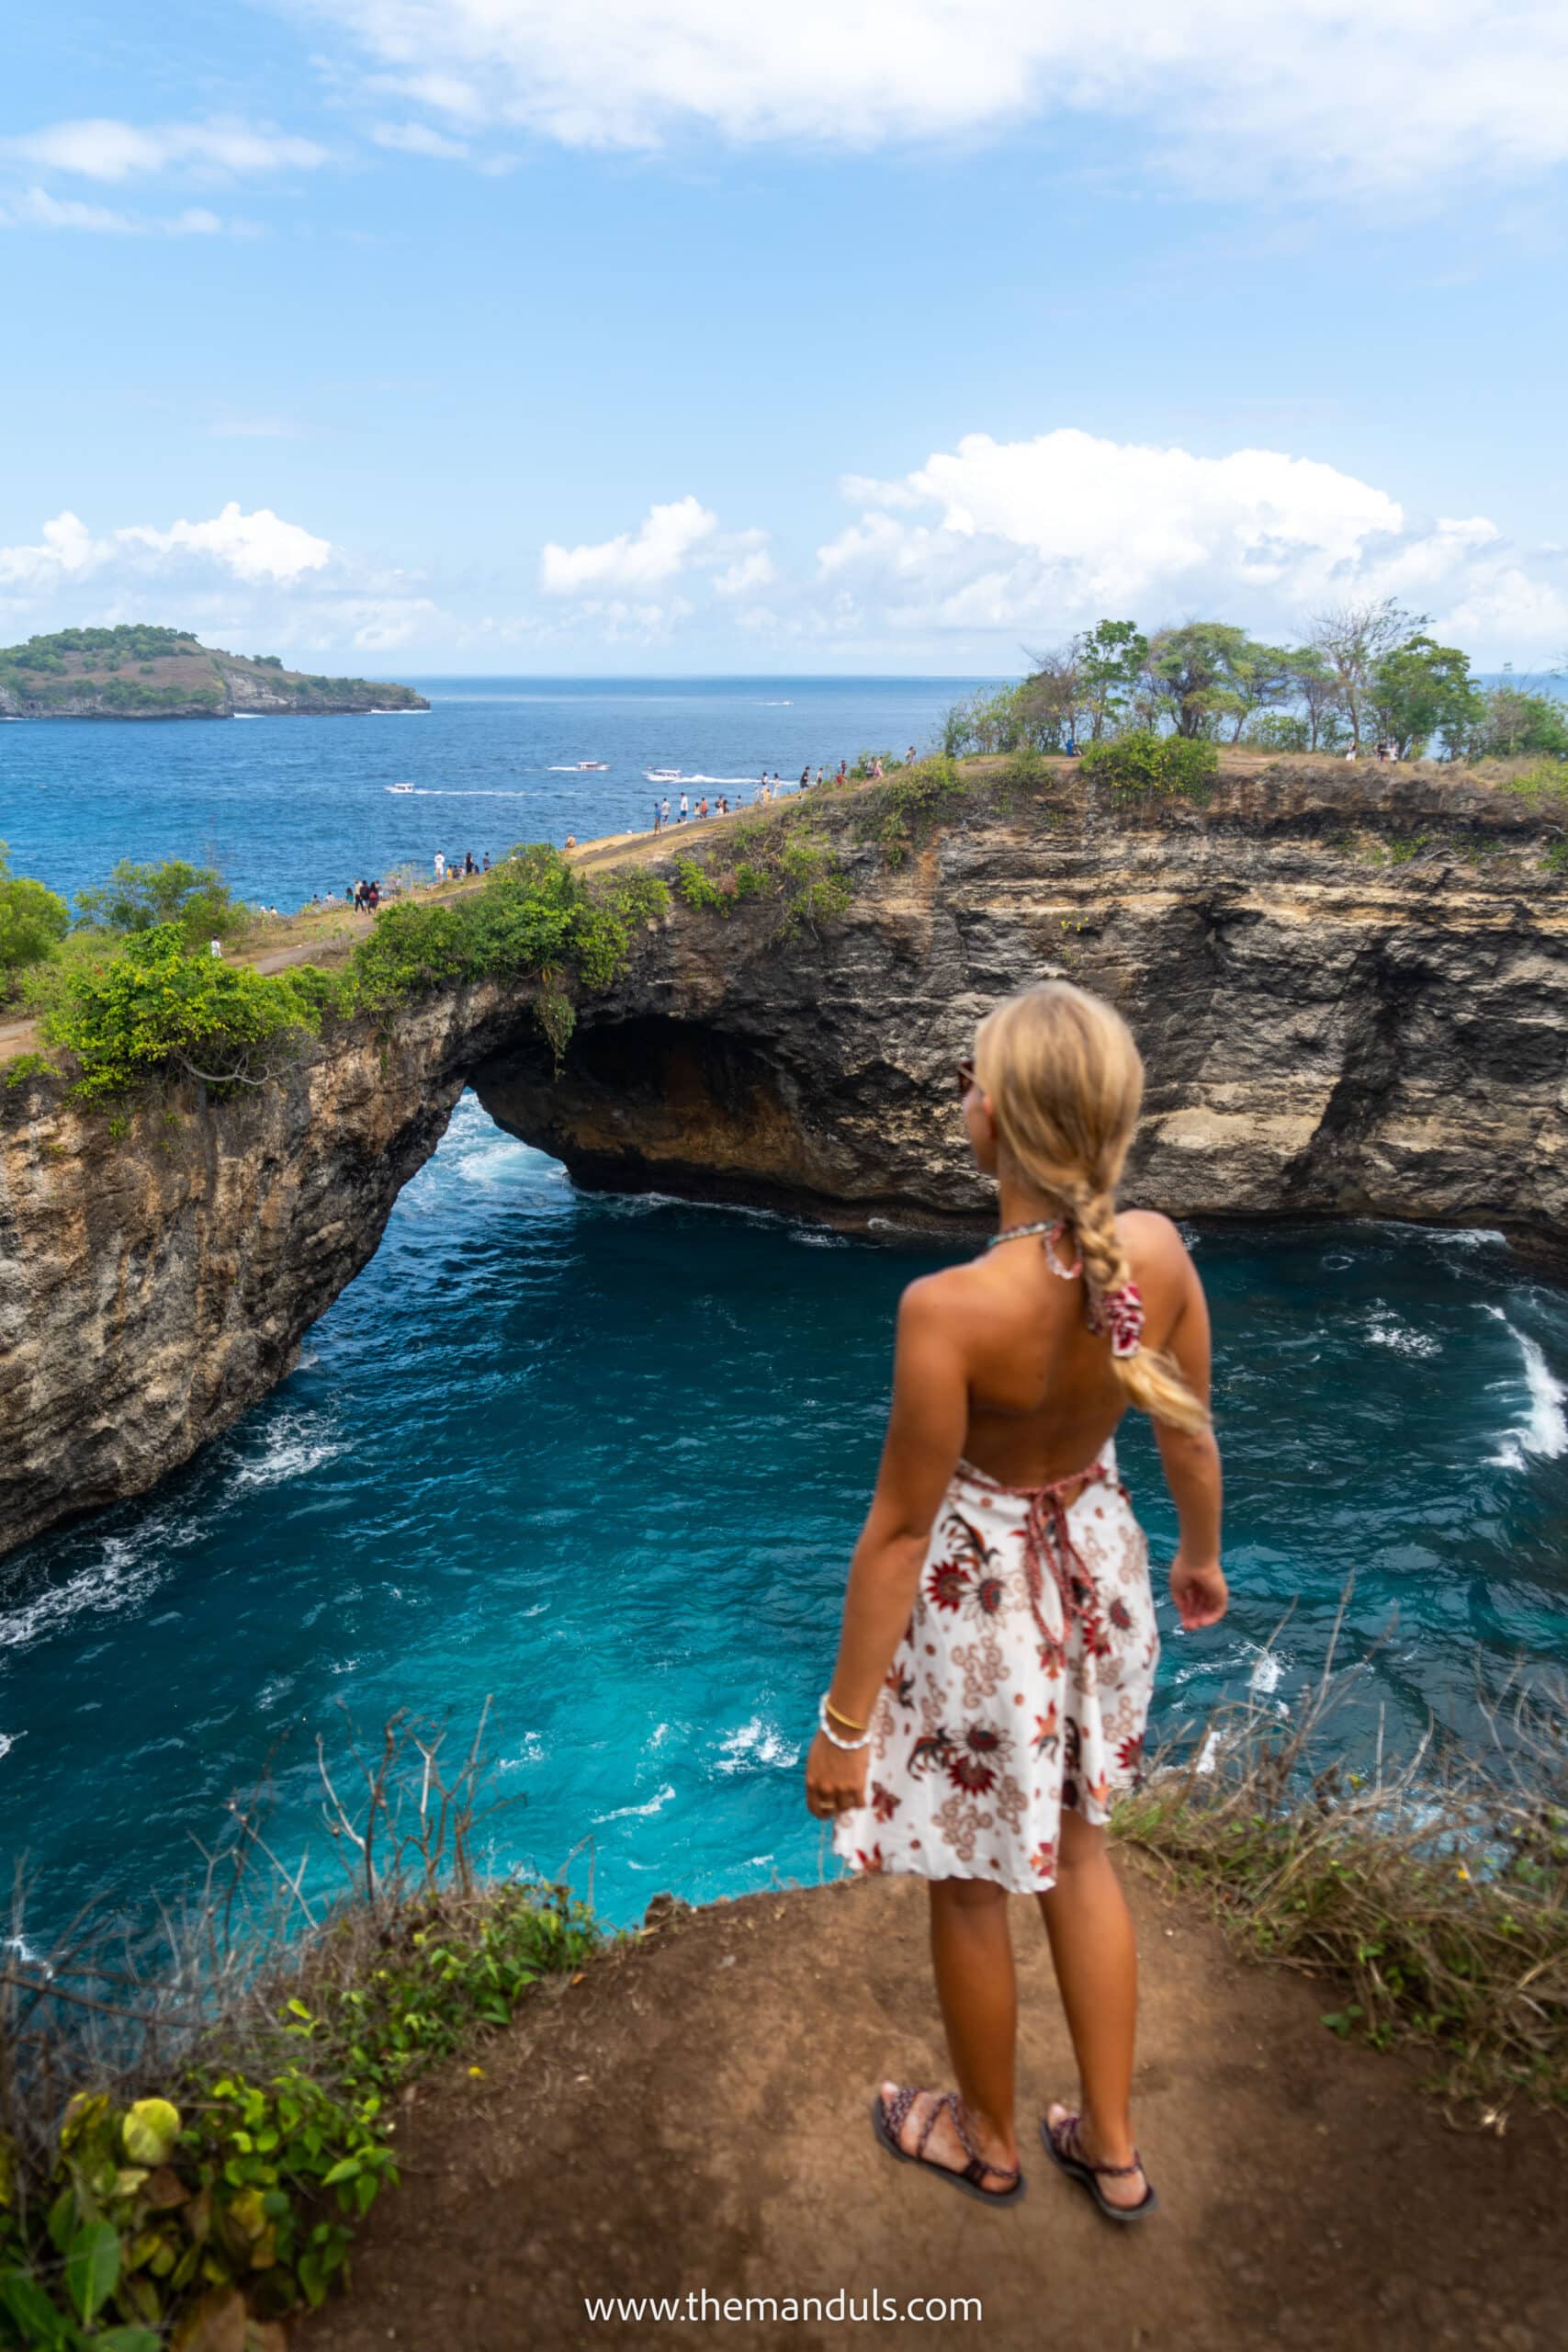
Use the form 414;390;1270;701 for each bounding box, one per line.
1365;1305;1441;1358
0;1503;197;1655
386;788;536;798
593;1783;676;1822
231;1409;344;1491
1483;1307;1568;1468
644;774;772;786
715;1715;799;1774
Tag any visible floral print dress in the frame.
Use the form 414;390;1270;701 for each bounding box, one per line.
832;1443;1157;1895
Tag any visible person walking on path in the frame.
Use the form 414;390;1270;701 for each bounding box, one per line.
807;980;1226;2217
653;802;662;834
434;851;446;885
679;791;690;823
661;797;671;829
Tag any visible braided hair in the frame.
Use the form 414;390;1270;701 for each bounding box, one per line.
974;981;1209;1433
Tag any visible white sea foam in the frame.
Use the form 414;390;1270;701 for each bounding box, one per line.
0;1731;21;1761
232;1410;344;1491
716;1716;799;1774
593;1783;676;1822
1365;1305;1441;1358
1483;1307;1568;1468
1427;1228;1506;1250
1245;1644;1285;1697
0;1504;198;1655
1195;1729;1224;1776
391;787;535;797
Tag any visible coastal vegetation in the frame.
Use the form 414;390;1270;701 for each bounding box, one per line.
0;1712;597;2350
943;603;1568;765
1120;1650;1568;2120
3;847;670;1107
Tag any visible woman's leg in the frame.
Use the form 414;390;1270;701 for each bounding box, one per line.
1034;1808;1146;2206
881;1877;1019;2181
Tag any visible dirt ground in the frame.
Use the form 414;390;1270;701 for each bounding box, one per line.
300;1867;1563;2352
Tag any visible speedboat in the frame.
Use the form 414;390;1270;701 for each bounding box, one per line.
573;760;610;771
648;767;682;782
385;782;415;794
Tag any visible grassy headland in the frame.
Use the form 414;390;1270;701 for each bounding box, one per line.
0;628;427;721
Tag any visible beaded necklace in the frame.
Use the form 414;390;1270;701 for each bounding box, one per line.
986;1217;1084;1280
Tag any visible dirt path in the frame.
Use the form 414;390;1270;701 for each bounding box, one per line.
300;1869;1560;2352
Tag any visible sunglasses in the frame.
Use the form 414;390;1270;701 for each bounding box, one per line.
955;1057;976;1102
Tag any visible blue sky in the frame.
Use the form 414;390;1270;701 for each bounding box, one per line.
4;0;1568;672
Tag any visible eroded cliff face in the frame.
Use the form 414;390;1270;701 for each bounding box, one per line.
476;764;1568;1245
4;761;1565;1559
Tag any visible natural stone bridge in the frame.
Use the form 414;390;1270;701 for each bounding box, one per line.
4;761;1566;1560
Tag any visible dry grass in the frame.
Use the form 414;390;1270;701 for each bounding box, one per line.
1117;1608;1568;2123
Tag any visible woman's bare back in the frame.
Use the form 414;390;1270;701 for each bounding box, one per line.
919;1210;1201;1488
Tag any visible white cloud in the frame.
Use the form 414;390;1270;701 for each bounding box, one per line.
0;503;333;589
0;187;244;236
815;427;1568;658
371;120;470;158
4;118;328;182
295;0;1568;193
714;544;776;598
341;595;442;648
540;494;717;593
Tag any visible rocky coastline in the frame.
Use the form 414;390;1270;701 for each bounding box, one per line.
2;756;1565;1560
0;628;428;719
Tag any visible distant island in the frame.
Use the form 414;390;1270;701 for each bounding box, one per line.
0;624;430;720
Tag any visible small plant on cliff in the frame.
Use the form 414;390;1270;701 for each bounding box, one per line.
1080;729;1218;797
42;926;334;1105
0;1709;598;2348
855;756;966;866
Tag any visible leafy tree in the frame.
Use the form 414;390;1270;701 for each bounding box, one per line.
1144;622;1287;739
0;842;70;975
75;857;244;945
1080;730;1218;795
1305;599;1425;751
1370;635;1483;758
1073;619;1148;741
1280;647;1346;751
1464;680;1568;762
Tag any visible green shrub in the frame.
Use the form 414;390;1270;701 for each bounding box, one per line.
0;844;70;976
43;926;330;1104
673;857;727;914
1080;729;1218;797
1504;759;1568;809
74;859;245;949
0;1885;594;2345
3;1051;51;1087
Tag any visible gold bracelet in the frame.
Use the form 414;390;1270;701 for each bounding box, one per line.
825;1697;868;1735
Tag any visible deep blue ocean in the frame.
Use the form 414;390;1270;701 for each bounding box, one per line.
3;682;1567;1942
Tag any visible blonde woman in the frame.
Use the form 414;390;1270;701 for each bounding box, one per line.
807;981;1226;2219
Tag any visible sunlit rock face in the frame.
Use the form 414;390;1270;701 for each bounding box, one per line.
4;761;1565;1556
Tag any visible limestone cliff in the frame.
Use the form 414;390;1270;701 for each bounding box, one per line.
3;759;1565;1558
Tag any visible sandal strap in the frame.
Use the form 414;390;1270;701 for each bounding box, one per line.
895;2087;1021;2187
1058;2112;1143;2178
945;2093;1021;2186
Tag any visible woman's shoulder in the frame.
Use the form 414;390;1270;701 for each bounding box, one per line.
1117;1208;1197;1293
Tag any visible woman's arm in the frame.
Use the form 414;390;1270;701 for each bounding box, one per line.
805;1279;968;1818
1154;1254;1227;1631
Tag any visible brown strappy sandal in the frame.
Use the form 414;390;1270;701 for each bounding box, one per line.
1042;2109;1157;2222
872;2086;1026;2206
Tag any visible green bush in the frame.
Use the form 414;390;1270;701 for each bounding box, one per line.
74;860;245;949
43;926;332;1104
0;1886;594;2346
1080;729;1219;797
0;844;70;977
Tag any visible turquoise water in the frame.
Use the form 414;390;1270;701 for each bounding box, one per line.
4;679;1568;1940
4;1096;1568;1938
0;675;983;910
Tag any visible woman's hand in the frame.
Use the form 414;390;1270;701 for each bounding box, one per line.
804;1727;870;1820
1169;1551;1227;1630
